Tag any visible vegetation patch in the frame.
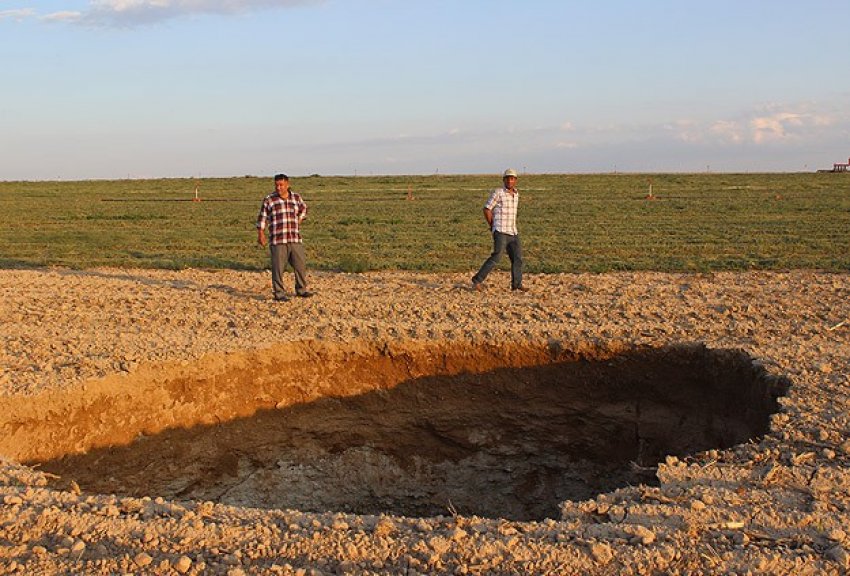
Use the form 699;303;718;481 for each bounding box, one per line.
1;173;848;272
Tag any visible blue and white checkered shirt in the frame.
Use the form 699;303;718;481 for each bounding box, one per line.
484;187;519;235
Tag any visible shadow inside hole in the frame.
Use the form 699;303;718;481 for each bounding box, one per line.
35;345;788;521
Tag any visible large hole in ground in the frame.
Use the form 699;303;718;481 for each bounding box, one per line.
20;341;788;521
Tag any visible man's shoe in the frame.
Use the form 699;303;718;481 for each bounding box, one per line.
472;281;483;292
273;295;290;302
512;286;529;293
296;291;314;298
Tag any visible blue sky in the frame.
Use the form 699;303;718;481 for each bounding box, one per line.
1;1;849;180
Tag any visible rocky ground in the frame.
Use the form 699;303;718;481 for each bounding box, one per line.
0;268;848;575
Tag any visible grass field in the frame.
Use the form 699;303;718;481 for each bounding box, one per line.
0;173;848;273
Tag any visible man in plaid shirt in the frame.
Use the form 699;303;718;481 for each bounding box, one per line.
471;169;528;292
257;173;313;301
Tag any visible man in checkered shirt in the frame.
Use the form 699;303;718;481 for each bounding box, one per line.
257;173;313;301
471;169;528;292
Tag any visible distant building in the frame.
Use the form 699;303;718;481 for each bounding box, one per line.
817;157;849;173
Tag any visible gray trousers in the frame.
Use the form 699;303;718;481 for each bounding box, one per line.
270;243;308;298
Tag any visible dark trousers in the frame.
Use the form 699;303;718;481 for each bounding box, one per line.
270;243;308;298
473;231;523;289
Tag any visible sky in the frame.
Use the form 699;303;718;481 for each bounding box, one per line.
1;1;849;180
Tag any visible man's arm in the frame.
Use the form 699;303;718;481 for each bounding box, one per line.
296;195;307;222
256;200;268;246
482;189;499;230
483;207;493;229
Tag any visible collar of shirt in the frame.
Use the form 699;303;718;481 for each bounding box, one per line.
272;190;300;202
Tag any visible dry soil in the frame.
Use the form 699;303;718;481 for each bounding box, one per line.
0;268;848;575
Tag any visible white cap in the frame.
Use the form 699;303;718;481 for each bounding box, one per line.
503;168;518;178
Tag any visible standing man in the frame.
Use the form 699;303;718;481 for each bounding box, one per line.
257;173;313;301
471;168;528;292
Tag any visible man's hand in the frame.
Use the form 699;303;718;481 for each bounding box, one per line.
257;230;267;247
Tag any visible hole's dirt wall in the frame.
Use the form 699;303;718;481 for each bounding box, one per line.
0;339;788;520
0;339;593;463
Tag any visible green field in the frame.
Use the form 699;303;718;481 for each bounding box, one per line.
1;173;848;273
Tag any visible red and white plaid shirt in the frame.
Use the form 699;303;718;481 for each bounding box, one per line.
256;191;307;245
484;187;519;235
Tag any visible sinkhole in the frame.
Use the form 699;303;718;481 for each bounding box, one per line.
11;340;789;521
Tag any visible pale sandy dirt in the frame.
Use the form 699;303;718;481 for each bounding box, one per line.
0;268;848;575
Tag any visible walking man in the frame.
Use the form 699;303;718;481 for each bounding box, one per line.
471;168;527;292
257;173;313;301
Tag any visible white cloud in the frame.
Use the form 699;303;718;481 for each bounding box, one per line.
0;8;35;21
708;120;744;144
41;11;83;23
31;0;321;27
750;112;804;144
664;104;844;147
